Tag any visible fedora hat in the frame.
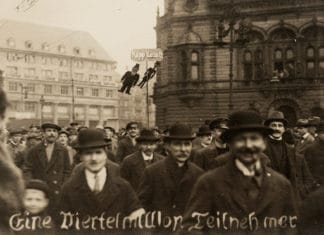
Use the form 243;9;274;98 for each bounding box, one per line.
264;111;288;127
196;125;212;136
74;128;109;150
136;129;160;142
26;179;51;198
164;123;195;141
296;119;310;127
221;110;274;143
209;118;229;130
41;123;61;131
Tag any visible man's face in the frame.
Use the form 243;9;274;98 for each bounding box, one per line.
200;134;213;146
81;147;107;173
166;140;192;164
269;121;285;139
212;128;225;142
23;189;49;215
44;128;58;143
11;134;22;143
308;126;317;135
105;129;113;139
58;133;68;146
140;141;157;156
28;138;42;148
297;126;308;136
128;124;139;138
318;132;324;141
229;131;266;166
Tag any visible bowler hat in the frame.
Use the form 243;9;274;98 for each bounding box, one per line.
264;111;288;127
221;111;273;143
308;116;321;127
132;63;140;70
317;121;324;133
196;125;212;136
26;179;51;198
58;129;69;136
136;129;160;142
74;128;108;150
296;119;310;127
70;121;79;126
164;123;195;141
41;123;61;131
209;118;229;130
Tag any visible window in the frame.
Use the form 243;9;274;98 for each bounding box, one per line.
61;86;69;95
25;41;33;49
58;105;68;114
76;87;84;96
41;56;48;65
7;53;18;62
25;68;36;77
24;102;36;112
25;55;35;64
6;66;18;76
74;73;84;81
59;59;68;67
92;88;99;97
106;89;113;97
89;107;99;115
73;47;81;55
26;83;35;93
73;60;83;68
42;43;50;51
306;47;316;76
58;71;69;80
44;85;52;94
243;51;253;80
8;82;18;91
104;76;113;82
180;51;187;80
42;70;53;78
190;51;199;80
58;45;65;53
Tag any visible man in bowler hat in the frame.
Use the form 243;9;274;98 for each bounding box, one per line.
59;128;143;233
137;123;203;232
192;125;213;150
23;123;71;212
182;111;298;234
120;128;164;191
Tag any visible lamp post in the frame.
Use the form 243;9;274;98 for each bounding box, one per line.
40;95;45;125
214;2;250;112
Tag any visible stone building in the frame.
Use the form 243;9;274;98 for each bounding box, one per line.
154;0;324;128
0;19;139;129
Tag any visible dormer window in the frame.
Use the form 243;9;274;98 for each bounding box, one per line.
58;45;65;53
74;47;81;55
7;38;15;48
25;41;33;49
88;49;95;57
42;43;50;51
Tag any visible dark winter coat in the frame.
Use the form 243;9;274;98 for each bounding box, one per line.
116;136;139;163
182;153;298;234
295;134;315;156
120;151;164;191
71;159;120;178
304;139;324;185
121;71;139;86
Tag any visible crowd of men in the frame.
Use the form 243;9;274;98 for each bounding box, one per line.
0;87;323;235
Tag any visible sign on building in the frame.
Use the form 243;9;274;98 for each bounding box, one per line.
131;48;163;62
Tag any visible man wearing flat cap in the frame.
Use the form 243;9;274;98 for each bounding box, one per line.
295;119;315;155
121;129;163;191
7;128;25;166
59;128;143;233
264;111;317;202
182;111;298;234
58;129;76;166
138;123;203;232
23;122;71;214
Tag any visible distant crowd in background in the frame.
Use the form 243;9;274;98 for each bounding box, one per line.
0;86;323;234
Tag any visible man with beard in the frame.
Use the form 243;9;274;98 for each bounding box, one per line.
191;118;229;171
116;122;140;163
182;111;298;234
264;111;317;201
121;129;163;191
23;123;71;214
138;123;203;232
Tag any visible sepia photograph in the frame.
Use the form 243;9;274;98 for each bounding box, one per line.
0;0;323;234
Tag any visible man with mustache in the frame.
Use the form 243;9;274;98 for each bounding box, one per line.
182;111;298;234
23;123;71;216
264;111;317;201
138;123;203;232
120;129;163;191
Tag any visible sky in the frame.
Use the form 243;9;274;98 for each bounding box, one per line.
0;0;165;73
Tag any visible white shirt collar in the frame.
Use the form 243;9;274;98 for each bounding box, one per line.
269;135;282;141
142;152;153;161
235;159;261;177
302;133;310;139
85;167;107;192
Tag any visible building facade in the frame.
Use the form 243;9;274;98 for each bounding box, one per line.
0;20;123;129
154;0;324;128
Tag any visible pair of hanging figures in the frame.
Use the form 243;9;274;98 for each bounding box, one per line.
118;61;159;95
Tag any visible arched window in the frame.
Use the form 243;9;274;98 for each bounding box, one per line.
190;51;199;80
180;51;187;80
306;46;315;77
319;46;324;77
243;50;252;80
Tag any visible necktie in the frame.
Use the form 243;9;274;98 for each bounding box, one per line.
93;174;101;194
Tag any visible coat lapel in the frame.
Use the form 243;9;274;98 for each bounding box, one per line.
37;143;48;168
133;151;146;175
46;143;59;171
255;168;276;214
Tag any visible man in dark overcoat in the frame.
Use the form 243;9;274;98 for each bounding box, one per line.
304;121;324;185
120;129;163;191
264;111;317;202
295;119;315;155
137;123;203;232
59;128;143;234
182;111;298;234
116;122;140;163
23;123;71;211
118;64;140;95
